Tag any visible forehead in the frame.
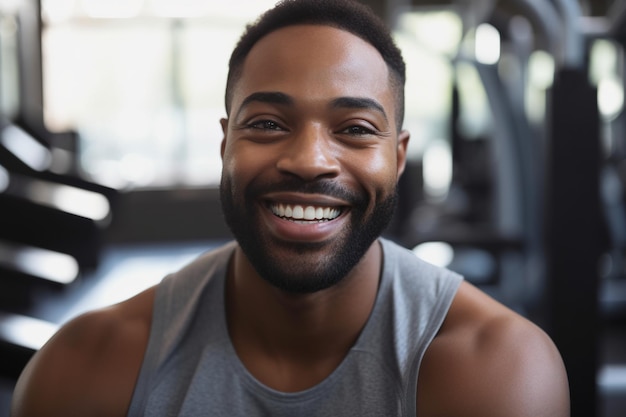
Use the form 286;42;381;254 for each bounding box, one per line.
231;25;395;118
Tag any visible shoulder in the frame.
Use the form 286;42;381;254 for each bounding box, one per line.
417;281;570;417
11;287;156;417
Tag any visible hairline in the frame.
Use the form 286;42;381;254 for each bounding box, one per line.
225;23;406;132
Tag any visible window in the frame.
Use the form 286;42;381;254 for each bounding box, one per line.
41;1;462;193
41;0;278;189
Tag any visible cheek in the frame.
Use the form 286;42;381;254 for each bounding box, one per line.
221;155;247;202
222;143;272;187
347;150;398;195
222;144;293;213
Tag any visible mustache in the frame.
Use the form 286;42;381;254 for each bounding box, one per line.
244;177;366;206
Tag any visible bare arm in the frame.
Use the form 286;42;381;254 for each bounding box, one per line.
11;288;154;417
418;282;570;417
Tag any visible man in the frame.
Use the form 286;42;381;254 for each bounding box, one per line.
11;0;570;416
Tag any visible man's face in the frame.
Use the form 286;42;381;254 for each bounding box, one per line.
220;25;409;293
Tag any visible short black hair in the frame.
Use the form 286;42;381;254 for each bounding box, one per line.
225;0;406;130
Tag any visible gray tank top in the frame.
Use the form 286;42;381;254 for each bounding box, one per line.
127;238;462;416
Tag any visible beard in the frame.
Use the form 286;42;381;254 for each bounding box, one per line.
220;173;397;294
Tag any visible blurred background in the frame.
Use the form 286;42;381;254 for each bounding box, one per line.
0;0;624;415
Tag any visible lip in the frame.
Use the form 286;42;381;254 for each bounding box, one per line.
262;192;349;207
259;192;350;243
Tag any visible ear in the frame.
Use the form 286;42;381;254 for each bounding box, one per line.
396;129;410;178
220;118;229;159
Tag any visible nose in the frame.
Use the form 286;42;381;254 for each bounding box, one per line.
275;126;340;181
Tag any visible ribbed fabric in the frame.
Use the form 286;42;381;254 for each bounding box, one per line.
127;238;462;417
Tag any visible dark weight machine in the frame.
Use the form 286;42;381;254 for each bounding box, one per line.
389;0;626;416
0;0;118;379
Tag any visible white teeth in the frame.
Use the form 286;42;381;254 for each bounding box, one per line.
304;206;316;220
270;203;341;221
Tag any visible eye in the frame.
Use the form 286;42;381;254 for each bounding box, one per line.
247;119;284;131
340;124;377;136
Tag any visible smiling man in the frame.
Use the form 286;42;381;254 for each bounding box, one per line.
220;22;405;295
11;1;570;416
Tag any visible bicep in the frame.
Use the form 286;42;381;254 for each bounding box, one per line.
419;315;570;417
10;309;140;417
465;325;569;417
500;325;569;416
11;328;95;416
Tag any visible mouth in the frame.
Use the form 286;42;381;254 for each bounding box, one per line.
269;202;343;223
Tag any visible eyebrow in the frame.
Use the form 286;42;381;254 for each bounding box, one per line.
330;97;388;123
236;92;293;118
235;92;388;122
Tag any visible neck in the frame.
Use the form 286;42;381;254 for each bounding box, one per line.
225;241;382;391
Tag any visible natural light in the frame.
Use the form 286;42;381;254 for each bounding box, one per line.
40;1;463;191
